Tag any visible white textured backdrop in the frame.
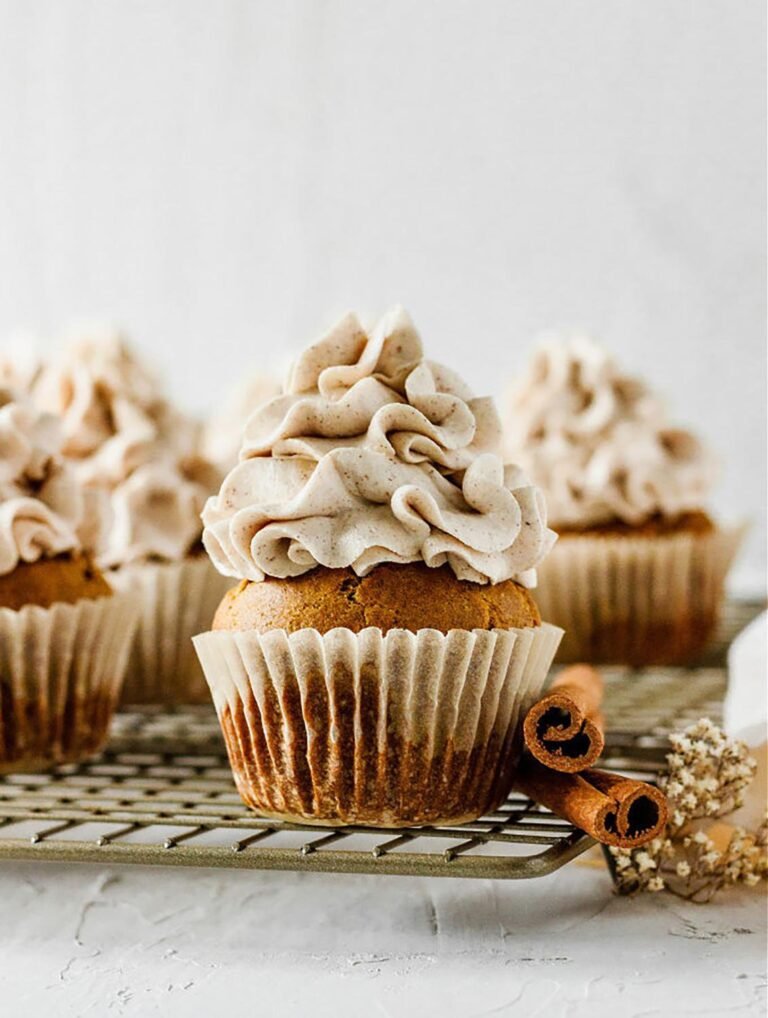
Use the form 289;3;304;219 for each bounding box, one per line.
0;0;764;591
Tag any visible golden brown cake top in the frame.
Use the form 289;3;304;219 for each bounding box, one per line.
203;308;556;588
556;509;715;539
213;562;541;635
0;552;112;611
505;335;717;529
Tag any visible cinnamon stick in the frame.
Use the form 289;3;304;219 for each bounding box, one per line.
523;665;605;772
583;768;669;846
516;756;668;849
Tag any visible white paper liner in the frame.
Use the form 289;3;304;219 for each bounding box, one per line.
193;622;563;826
533;523;746;664
109;557;231;705
0;592;138;772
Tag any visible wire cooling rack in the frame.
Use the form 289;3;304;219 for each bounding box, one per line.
0;600;761;880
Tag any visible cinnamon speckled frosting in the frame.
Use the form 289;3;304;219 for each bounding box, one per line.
505;335;717;528
0;390;84;575
33;330;220;567
202;308;555;586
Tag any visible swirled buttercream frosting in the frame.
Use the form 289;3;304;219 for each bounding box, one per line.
33;330;220;567
505;335;717;528
202;308;555;586
0;389;84;576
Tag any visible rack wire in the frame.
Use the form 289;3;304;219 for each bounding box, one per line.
0;600;761;880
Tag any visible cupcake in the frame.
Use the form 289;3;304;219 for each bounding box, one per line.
202;370;281;472
194;308;562;827
33;329;230;704
505;335;744;665
0;389;138;772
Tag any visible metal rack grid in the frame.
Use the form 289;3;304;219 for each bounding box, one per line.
0;600;761;880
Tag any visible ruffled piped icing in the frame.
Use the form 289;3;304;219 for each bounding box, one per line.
203;308;555;586
505;335;717;528
0;390;84;575
33;330;220;567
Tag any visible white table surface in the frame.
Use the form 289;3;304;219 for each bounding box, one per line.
1;854;765;1017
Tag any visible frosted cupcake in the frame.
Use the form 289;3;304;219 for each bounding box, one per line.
194;309;562;827
33;330;229;704
505;336;744;665
0;390;137;771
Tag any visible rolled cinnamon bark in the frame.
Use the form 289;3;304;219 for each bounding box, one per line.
516;756;668;848
583;768;669;845
523;665;605;772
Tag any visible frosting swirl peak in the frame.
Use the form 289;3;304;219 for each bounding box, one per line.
505;335;717;528
203;308;555;586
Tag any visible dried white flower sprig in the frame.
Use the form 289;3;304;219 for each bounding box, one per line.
609;719;768;901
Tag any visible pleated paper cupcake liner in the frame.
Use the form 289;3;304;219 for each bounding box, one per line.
109;556;232;705
533;523;746;665
0;592;139;773
193;622;563;827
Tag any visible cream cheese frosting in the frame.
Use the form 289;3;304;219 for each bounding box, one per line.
202;308;555;586
33;330;220;567
505;335;717;528
0;389;84;575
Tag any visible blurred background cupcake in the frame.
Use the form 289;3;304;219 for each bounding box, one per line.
194;308;562;827
505;335;745;665
31;328;230;704
0;335;41;394
0;387;137;771
202;369;281;473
